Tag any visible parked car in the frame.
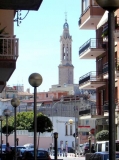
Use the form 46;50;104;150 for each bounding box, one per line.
82;143;95;155
20;149;51;160
82;143;89;155
0;144;6;153
23;143;34;149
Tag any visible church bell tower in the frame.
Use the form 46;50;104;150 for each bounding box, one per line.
58;16;74;85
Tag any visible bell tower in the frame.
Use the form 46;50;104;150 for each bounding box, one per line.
58;15;74;85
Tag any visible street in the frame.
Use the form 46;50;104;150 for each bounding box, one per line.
50;155;85;160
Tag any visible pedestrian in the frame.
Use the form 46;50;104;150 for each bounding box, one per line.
6;142;13;160
91;145;95;153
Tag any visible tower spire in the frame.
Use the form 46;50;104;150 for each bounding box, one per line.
65;12;67;23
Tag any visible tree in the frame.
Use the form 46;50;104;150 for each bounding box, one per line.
16;111;34;130
96;130;109;141
2;125;14;136
30;112;53;133
30;112;53;148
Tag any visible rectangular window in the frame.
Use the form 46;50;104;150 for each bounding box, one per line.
98;144;102;152
46;93;48;97
82;0;89;12
70;125;73;135
65;125;68;135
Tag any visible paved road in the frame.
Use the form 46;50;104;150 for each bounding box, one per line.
50;155;85;160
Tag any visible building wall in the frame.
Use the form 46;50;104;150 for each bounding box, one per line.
0;10;14;34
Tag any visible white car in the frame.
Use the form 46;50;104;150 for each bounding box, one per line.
23;143;34;149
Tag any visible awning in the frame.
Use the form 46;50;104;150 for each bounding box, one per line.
97;11;108;29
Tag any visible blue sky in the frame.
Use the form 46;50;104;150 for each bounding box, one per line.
8;0;96;93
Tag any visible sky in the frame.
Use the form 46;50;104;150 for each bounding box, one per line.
7;0;96;93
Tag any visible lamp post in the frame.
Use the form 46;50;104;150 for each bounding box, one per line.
11;98;20;160
54;132;58;160
3;109;11;145
51;99;63;150
0;116;3;160
28;73;42;160
69;119;77;157
95;1;119;160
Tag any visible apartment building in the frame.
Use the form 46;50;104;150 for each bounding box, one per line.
0;1;43;93
78;0;119;141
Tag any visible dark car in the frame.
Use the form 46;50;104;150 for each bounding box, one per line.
82;143;89;155
19;149;51;160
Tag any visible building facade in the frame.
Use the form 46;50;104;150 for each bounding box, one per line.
78;0;119;140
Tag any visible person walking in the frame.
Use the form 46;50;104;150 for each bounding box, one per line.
6;142;12;160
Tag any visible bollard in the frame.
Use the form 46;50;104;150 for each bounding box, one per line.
54;132;58;160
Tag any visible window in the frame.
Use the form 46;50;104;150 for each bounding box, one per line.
105;142;109;151
82;0;89;12
98;144;102;152
46;93;48;97
70;124;73;135
65;124;68;135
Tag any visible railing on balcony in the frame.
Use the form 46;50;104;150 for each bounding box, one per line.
79;38;104;56
103;99;119;111
79;107;91;115
0;35;19;60
79;71;104;86
103;58;119;74
103;62;108;74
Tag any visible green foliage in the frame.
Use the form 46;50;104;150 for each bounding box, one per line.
16;111;34;130
96;130;109;141
101;29;108;38
30;112;53;133
2;125;14;136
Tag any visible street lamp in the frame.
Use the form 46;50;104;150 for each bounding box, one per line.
3;109;11;145
28;73;42;160
95;1;119;160
51;99;63;149
0;116;3;160
69;119;77;157
11;98;20;160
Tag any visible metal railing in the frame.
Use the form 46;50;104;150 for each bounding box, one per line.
79;38;104;56
103;58;119;74
103;99;119;111
79;71;104;86
0;35;19;60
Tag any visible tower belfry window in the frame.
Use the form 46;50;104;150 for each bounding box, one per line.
67;47;68;53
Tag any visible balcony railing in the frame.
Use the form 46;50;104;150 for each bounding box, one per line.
79;38;104;56
79;71;104;86
79;108;90;115
0;35;19;60
103;63;108;74
103;59;119;74
103;100;119;111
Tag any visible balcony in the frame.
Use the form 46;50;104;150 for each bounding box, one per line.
103;100;119;112
0;0;43;10
103;61;119;79
79;108;90;116
78;5;104;30
79;38;106;59
0;35;19;92
79;71;106;89
102;23;119;42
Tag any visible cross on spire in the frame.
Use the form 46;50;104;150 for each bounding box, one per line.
65;12;67;22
